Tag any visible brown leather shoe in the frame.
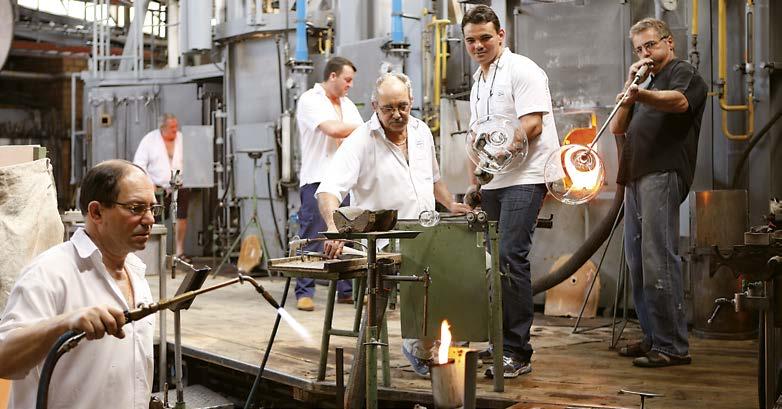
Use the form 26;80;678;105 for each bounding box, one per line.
618;340;651;357
297;297;315;311
337;295;354;304
633;351;692;368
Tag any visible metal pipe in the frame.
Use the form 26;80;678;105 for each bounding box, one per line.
428;17;450;132
391;0;403;44
689;0;699;68
717;0;754;141
294;0;307;62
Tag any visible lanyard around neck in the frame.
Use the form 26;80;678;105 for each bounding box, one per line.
475;54;501;118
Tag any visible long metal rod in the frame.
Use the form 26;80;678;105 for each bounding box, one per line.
587;66;649;151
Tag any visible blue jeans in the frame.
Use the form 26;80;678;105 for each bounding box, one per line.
481;183;547;362
624;171;689;357
295;183;352;299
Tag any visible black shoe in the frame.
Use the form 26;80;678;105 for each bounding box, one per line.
484;355;531;379
633;351;691;368
477;348;493;364
618;340;651;357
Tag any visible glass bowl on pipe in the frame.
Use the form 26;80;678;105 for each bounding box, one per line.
543;144;605;205
465;114;528;175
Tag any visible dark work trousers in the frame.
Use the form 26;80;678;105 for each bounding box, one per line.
295;182;352;299
481;183;547;362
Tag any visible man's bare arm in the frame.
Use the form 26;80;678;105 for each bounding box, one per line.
318;121;360;139
0;305;126;378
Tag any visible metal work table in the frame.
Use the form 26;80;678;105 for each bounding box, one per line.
322;230;421;409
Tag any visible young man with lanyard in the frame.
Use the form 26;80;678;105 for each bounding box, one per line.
610;18;707;367
462;5;560;378
294;56;364;311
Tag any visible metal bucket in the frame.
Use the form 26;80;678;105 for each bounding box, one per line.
690;190;758;339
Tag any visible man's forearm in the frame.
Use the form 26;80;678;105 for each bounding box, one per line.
317;193;342;231
610;105;633;135
0;316;69;378
433;180;455;209
637;89;689;113
318;121;359;139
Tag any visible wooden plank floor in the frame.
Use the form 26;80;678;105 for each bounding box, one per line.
150;273;758;409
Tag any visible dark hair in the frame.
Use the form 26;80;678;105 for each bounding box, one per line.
461;5;501;33
79;159;146;215
323;56;357;81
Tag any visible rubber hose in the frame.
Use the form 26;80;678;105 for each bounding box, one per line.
36;330;82;409
730;108;782;189
532;134;626;295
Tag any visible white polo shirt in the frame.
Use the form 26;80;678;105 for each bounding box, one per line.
133;129;184;187
296;83;364;186
469;47;560;189
0;228;155;409
316;114;440;219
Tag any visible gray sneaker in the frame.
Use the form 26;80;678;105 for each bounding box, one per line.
484;355;532;379
477;347;493;364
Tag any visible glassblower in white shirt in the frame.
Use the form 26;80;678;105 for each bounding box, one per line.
0;160;157;409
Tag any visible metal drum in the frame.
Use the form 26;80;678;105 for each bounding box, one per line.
690;190;758;339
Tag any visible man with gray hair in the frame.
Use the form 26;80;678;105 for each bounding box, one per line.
316;72;470;376
133;113;189;259
610;17;707;368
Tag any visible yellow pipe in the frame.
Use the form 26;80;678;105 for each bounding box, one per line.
717;0;754;141
427;18;450;133
691;0;698;37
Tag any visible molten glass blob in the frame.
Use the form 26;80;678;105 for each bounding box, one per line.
465;114;528;175
418;209;441;227
544;144;605;205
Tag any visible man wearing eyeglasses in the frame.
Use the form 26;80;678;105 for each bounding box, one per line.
461;5;560;379
0;160;157;408
316;72;470;376
294;56;364;312
610;18;707;368
133;113;189;261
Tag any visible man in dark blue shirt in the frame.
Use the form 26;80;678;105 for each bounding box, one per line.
610;18;708;368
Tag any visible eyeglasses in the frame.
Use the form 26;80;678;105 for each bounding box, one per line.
378;103;411;115
111;201;164;217
634;36;668;55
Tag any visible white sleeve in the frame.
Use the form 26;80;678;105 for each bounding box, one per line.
133;135;149;170
315;129;364;202
512;62;553;118
297;93;334;133
0;267;60;379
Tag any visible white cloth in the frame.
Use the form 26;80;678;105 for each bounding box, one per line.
0;228;155;409
296;83;363;186
133;128;184;187
316;114;440;219
469;47;560;189
0;159;64;311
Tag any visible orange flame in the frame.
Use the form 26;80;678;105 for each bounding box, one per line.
437;320;451;364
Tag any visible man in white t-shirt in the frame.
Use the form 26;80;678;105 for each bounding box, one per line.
0;160;157;409
133;113;189;259
462;5;560;379
294;57;364;311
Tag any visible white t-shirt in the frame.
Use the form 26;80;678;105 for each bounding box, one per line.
0;228;155;409
133;129;184;187
469;47;560;189
316;114;440;219
296;83;363;186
